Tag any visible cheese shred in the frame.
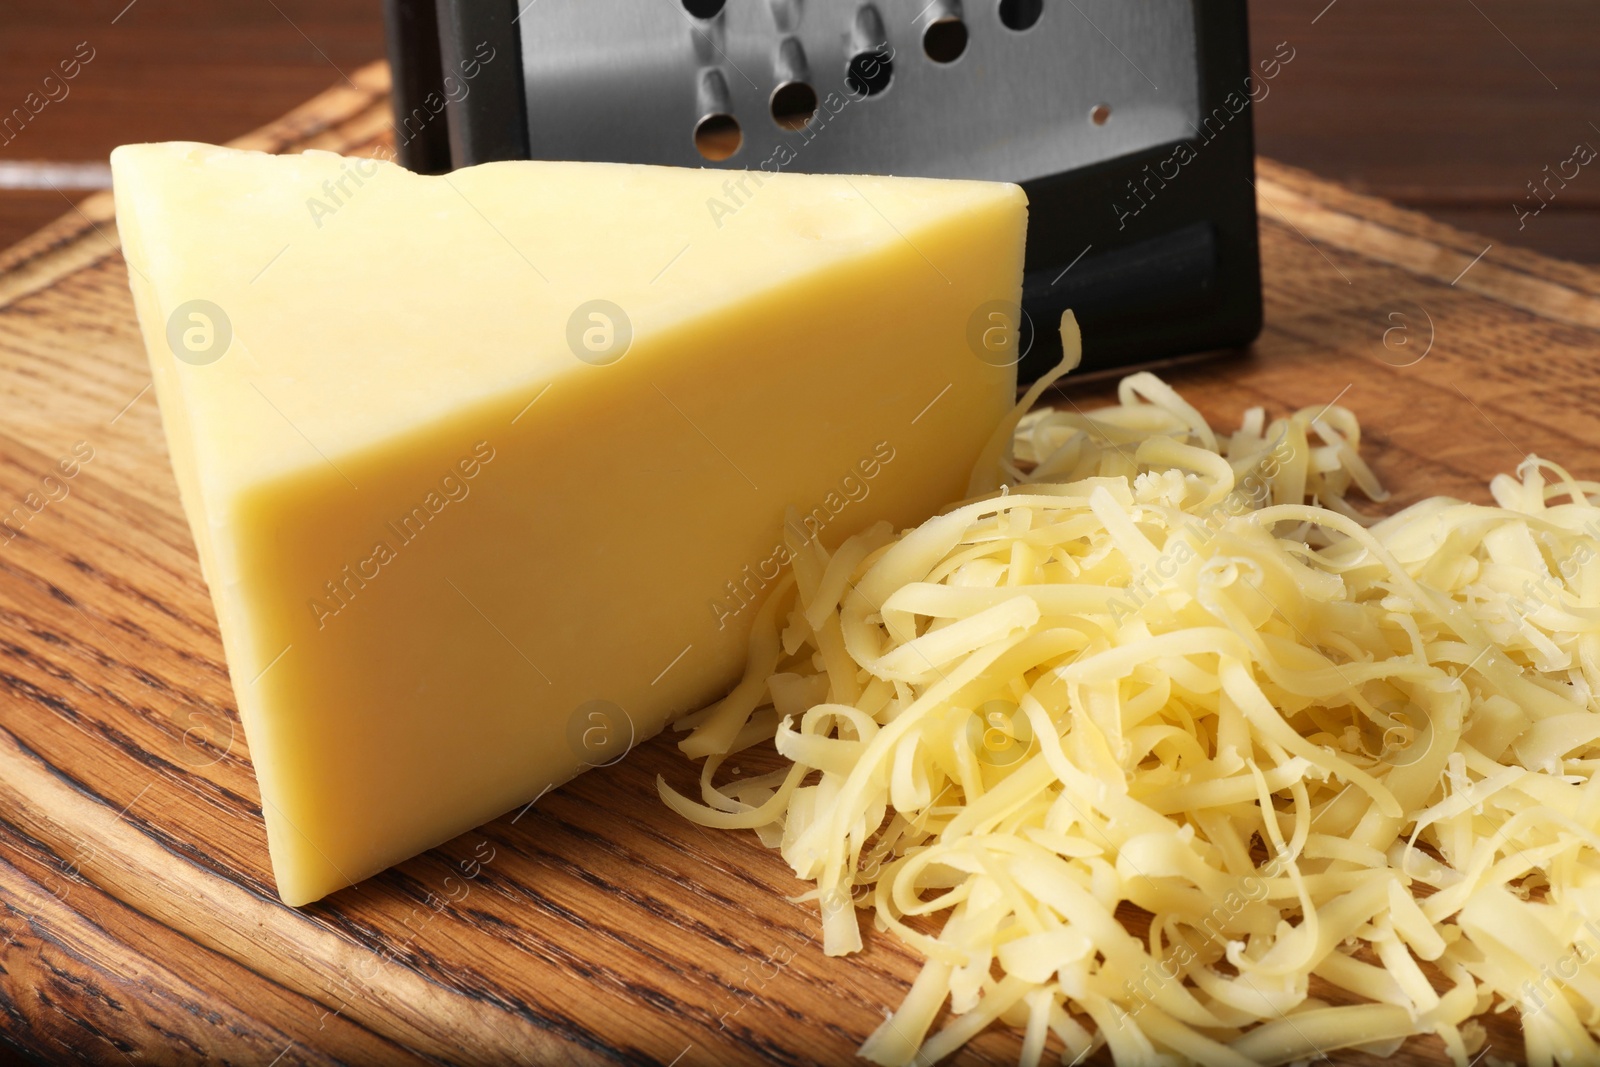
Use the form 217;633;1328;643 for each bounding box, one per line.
662;314;1600;1066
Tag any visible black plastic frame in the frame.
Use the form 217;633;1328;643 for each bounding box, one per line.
435;0;529;166
1014;1;1262;379
383;0;453;174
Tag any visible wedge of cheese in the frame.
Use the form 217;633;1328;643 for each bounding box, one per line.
111;141;1025;905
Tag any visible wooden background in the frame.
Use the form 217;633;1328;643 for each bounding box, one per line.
1;0;1597;261
0;4;1599;1067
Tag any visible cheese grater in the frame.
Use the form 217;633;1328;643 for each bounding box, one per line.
384;0;1263;380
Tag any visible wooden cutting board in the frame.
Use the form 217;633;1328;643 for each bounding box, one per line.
3;62;1598;1067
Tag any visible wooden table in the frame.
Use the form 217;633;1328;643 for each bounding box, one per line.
2;62;1599;1066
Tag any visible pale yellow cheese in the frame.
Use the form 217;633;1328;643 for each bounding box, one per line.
110;142;1024;905
667;358;1600;1065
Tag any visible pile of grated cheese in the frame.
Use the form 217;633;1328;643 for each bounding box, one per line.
662;315;1600;1066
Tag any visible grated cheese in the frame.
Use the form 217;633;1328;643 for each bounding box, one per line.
662;313;1600;1066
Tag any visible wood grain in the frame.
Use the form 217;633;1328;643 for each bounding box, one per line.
1247;0;1600;263
2;59;1599;1066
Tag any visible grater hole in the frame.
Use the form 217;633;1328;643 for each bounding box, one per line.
922;17;968;63
998;0;1042;31
682;0;726;17
845;47;894;97
770;81;819;130
694;113;743;160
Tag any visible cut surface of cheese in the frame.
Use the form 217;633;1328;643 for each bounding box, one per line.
111;141;1024;905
